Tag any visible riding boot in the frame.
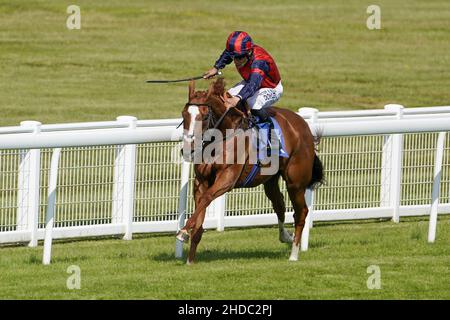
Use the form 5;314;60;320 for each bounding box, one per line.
250;108;270;123
248;115;258;128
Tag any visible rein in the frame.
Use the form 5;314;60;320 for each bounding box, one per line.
184;102;233;132
182;101;256;188
183;102;248;157
212;107;231;130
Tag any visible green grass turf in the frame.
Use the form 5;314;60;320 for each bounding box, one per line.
0;216;449;299
1;0;450;126
1;0;449;300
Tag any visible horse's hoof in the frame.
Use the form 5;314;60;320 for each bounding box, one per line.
176;230;190;242
279;230;293;244
186;259;194;265
289;245;300;261
289;253;298;261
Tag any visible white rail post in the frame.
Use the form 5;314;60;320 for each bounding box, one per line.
298;107;319;229
205;195;226;232
428;132;446;243
43;148;62;265
112;116;137;241
301;189;314;252
16;121;41;247
176;160;190;258
216;195;226;232
381;104;404;223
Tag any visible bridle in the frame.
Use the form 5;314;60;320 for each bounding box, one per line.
181;102;247;158
180;101;253;188
180;102;234;132
181;103;216;133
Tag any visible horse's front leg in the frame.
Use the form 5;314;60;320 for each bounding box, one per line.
177;167;241;240
176;177;208;243
186;177;208;264
176;166;242;264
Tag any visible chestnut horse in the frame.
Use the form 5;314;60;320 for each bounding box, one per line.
177;78;323;264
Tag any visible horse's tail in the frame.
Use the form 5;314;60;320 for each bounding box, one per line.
308;154;324;190
308;130;325;190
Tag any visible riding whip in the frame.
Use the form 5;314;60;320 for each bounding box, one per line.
145;71;222;83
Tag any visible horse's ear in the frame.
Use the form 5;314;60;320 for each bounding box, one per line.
188;80;195;100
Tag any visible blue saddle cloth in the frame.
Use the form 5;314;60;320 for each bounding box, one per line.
252;116;289;161
237;116;289;188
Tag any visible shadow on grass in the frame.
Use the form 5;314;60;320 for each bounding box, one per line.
153;247;288;263
25;253;89;264
312;218;392;228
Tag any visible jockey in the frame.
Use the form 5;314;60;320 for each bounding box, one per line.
204;31;283;122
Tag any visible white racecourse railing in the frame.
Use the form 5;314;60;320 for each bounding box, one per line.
0;104;449;263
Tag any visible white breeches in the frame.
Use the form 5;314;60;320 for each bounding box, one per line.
228;81;283;110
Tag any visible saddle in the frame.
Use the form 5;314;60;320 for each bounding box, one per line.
237;101;288;161
251;116;289;160
235;117;288;188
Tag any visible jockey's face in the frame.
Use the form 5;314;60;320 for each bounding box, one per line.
233;55;248;68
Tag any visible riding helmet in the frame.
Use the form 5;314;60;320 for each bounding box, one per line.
225;31;254;58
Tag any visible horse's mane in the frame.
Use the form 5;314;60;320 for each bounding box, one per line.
190;78;267;120
209;77;226;98
189;78;226;103
207;78;250;115
202;77;227;106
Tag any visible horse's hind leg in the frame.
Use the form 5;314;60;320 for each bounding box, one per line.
282;145;314;261
263;174;292;243
286;186;308;261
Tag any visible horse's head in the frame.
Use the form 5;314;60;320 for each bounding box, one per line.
181;78;245;161
182;80;213;143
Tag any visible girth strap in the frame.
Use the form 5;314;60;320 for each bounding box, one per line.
238;161;261;188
